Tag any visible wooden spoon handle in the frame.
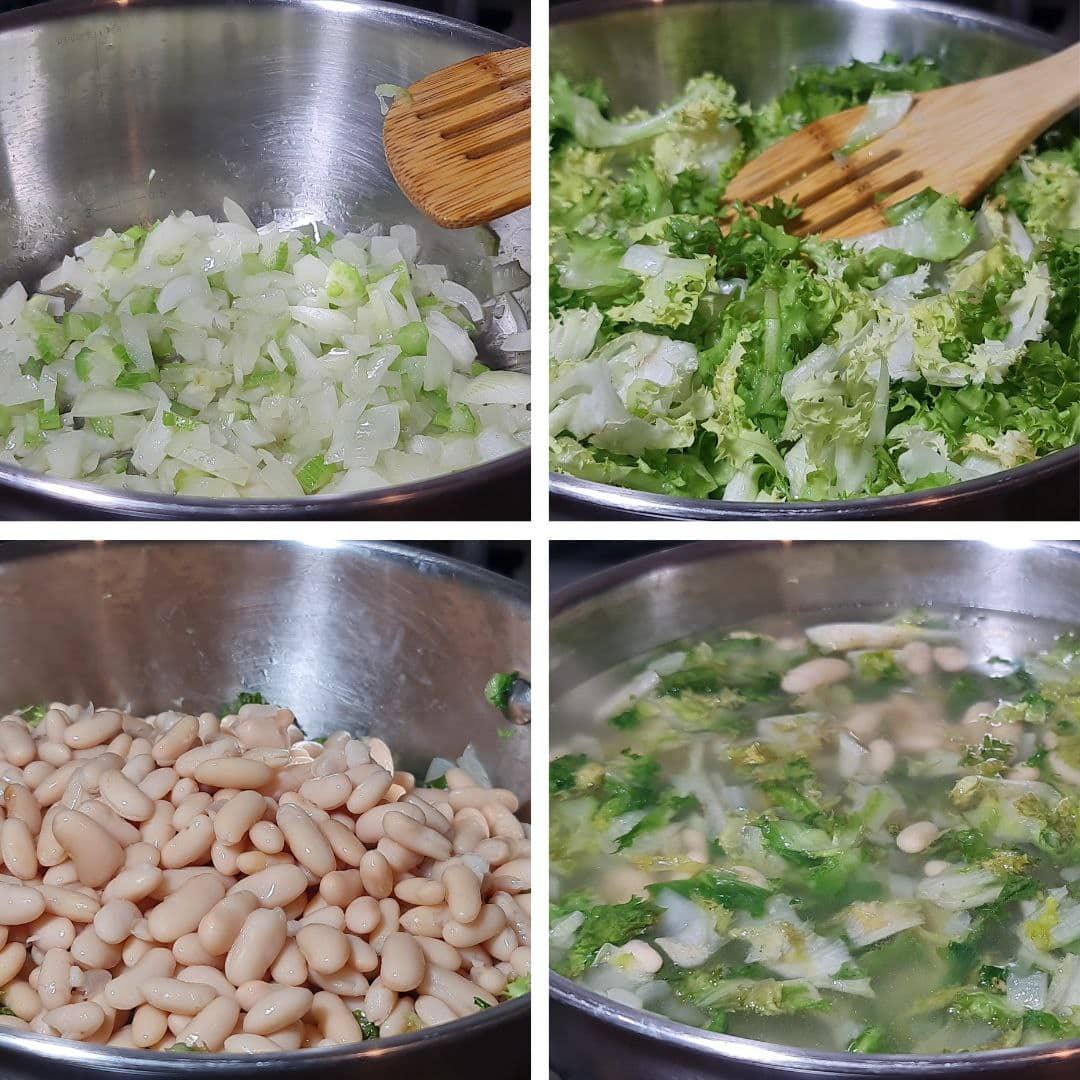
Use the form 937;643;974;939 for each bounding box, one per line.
975;41;1080;135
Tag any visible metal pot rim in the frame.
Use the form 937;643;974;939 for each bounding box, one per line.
0;0;528;519
4;537;531;608
0;538;529;1067
551;0;1067;51
549;0;1075;519
550;538;1080;617
0;0;522;47
550;539;1080;1071
550;971;1079;1073
0;996;530;1069
550;446;1080;519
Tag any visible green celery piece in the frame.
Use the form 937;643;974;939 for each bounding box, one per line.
127;288;159;316
88;417;114;438
242;368;288;391
273;240;290;271
110;248;137;270
432;401;479;435
394;321;429;357
115;368;159;390
150;330;174;361
325;260;368;307
163;411;198;432
294;454;342;495
172;468;212;493
21;412;42;448
36;405;61;432
63;312;102;341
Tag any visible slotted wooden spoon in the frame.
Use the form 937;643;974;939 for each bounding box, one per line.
383;47;530;229
725;42;1080;238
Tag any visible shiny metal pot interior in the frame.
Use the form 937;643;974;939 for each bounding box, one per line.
0;540;530;1079
550;540;1080;1079
0;0;529;519
549;0;1079;520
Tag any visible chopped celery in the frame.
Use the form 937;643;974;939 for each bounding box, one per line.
294;454;342;495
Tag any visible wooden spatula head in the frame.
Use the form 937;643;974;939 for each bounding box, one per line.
383;48;530;229
725;43;1080;239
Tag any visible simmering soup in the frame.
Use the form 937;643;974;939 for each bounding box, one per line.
550;615;1080;1054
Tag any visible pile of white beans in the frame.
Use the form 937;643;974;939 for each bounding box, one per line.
0;701;530;1052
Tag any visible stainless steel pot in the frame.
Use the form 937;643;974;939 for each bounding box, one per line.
550;540;1080;1079
549;0;1080;520
0;540;530;1079
0;0;530;519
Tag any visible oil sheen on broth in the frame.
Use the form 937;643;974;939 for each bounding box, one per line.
549;611;1080;1054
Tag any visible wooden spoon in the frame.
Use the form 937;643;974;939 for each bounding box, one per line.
383;47;530;229
724;43;1080;238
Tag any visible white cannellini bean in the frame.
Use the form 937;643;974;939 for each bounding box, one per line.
781;657;852;694
867;738;896;775
225;907;288;986
242;985;314;1035
93;899;141;944
932;645;969;672
295;923;350;975
176;994;240;1052
896;820;941;854
141;977;217;1015
50;809;124;888
212;789;265;846
44;1001;105;1040
0;700;528;1054
0;882;45;925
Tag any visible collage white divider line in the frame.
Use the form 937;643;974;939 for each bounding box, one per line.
529;2;551;534
529;528;551;1080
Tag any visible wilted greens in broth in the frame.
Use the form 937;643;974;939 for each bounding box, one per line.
549;619;1080;1054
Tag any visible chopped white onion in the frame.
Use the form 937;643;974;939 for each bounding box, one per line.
0;200;529;496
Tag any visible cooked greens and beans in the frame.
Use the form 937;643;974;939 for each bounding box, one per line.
0;697;529;1051
550;618;1080;1054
